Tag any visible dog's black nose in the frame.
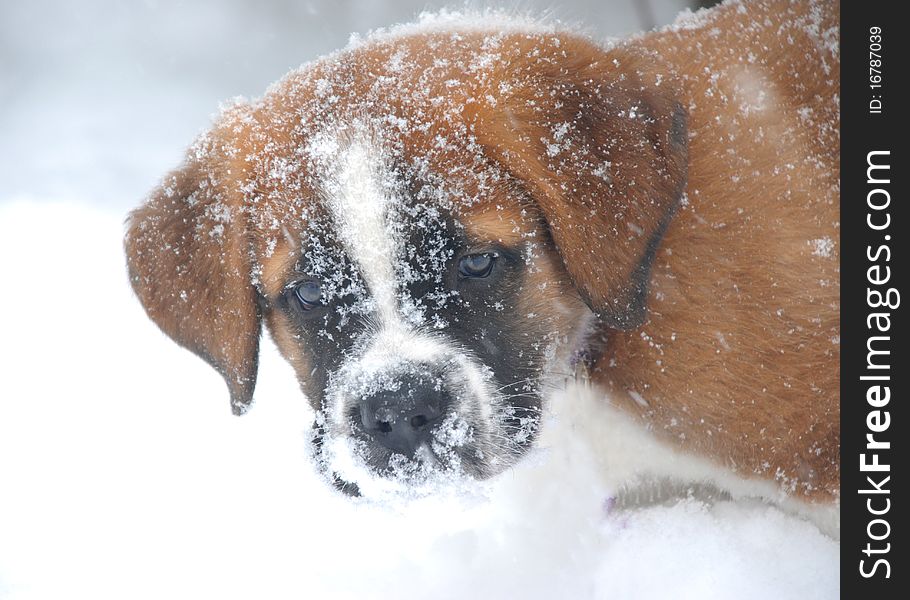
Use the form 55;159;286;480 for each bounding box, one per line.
357;373;451;457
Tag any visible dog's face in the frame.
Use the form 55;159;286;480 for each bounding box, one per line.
125;27;687;493
261;135;591;490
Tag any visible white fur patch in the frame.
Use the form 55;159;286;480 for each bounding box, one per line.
309;134;499;481
535;380;840;539
327;142;399;325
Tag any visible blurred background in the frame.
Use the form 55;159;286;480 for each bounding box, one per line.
0;0;708;212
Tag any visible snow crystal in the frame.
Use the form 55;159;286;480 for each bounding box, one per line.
809;236;835;258
344;7;560;54
629;390;650;408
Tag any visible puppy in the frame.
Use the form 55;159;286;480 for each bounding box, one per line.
125;0;839;501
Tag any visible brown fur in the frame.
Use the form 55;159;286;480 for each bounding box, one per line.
593;1;840;499
124;109;262;415
125;0;839;498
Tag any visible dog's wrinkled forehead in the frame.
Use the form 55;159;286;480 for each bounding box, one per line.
243;31;559;272
254;120;531;304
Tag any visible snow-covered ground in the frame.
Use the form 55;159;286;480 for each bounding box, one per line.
0;202;839;598
1;1;838;598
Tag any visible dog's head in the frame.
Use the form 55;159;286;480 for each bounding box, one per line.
125;27;687;493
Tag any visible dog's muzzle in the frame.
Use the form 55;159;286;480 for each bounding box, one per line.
355;370;453;457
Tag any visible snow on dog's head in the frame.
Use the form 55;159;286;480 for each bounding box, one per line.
286;130;575;494
125;18;687;495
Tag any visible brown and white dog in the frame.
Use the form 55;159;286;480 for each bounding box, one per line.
125;0;839;502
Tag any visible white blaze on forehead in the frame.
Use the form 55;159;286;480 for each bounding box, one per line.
325;141;401;326
311;135;497;451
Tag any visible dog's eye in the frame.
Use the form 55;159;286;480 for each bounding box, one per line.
292;280;322;310
458;253;497;278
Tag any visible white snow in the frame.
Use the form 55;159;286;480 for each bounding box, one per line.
809;236;835;258
0;201;837;600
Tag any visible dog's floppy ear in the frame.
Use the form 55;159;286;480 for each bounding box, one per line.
124;124;261;415
478;40;688;329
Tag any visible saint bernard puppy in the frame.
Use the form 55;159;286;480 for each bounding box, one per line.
125;0;839;503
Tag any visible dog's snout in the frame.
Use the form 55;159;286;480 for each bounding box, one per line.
357;374;451;457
